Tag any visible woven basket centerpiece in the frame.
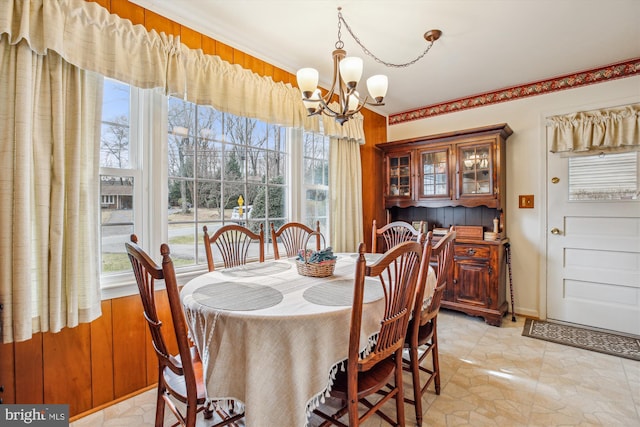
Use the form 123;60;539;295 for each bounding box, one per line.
295;231;337;278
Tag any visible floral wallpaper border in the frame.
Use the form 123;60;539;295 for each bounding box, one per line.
389;58;640;125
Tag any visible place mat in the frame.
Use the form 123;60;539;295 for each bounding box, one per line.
220;261;291;277
522;318;640;361
303;278;384;306
192;281;283;311
350;253;383;263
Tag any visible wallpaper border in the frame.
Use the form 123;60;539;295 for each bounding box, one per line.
389;58;640;125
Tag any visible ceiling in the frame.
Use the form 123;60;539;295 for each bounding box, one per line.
130;0;640;117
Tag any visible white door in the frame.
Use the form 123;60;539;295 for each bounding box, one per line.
547;149;640;335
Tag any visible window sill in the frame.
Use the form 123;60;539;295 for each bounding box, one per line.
100;267;209;301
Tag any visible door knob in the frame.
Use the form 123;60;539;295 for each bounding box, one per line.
550;227;561;235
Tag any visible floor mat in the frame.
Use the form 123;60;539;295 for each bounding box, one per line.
522;318;640;361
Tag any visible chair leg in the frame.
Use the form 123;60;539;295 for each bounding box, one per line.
395;350;406;427
203;401;213;419
155;380;166;427
409;346;423;427
432;331;441;395
348;398;359;426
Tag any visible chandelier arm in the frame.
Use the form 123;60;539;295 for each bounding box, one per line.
338;13;437;68
315;97;341;118
360;96;385;107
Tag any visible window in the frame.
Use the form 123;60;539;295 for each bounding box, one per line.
569;151;639;200
167;97;288;266
302;131;330;231
98;79;321;290
99;79;138;277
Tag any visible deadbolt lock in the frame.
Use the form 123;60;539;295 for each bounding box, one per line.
551;177;560;184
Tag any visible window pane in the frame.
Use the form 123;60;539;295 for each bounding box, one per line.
169;136;195;179
267;124;285;151
302;131;329;229
224;114;247;145
224;147;246;180
197;140;222;179
197;105;223;141
569;152;639;200
100;80;130;169
247;149;266;183
167;222;196;267
248;118;268;148
168;178;195;220
268;151;287;183
99;78;135;278
197;181;222;211
100;175;134;274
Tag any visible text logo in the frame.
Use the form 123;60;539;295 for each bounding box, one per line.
1;405;68;426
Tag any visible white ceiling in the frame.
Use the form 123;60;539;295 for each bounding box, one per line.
130;0;640;117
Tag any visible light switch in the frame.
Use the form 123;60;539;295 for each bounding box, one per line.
519;194;534;208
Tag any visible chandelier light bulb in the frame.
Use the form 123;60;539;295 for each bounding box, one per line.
366;75;388;103
296;68;319;98
339;57;363;88
302;89;322;113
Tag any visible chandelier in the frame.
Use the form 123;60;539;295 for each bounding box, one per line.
296;7;441;125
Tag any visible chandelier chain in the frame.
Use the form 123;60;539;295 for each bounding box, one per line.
337;10;435;68
335;11;344;50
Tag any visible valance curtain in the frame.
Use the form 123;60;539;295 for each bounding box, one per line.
547;103;640;154
0;36;102;343
0;0;366;141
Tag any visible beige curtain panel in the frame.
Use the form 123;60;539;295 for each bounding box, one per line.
329;137;365;253
0;0;365;141
548;103;640;154
0;37;102;343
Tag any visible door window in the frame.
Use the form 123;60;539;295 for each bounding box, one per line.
568;151;638;200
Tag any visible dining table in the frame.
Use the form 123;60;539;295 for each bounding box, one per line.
180;252;436;427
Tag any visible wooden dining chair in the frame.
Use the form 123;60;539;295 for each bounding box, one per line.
313;240;430;426
371;219;424;253
403;228;456;427
125;235;244;427
203;223;264;271
270;221;320;259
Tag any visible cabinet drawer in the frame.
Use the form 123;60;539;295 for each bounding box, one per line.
455;244;490;259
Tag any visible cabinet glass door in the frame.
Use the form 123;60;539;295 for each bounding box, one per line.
420;149;449;197
388;154;411;197
459;145;492;196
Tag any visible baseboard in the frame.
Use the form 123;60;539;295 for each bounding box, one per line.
68;384;157;422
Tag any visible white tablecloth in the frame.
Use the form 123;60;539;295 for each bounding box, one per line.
180;253;435;427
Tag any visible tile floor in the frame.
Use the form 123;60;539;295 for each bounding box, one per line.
70;310;640;426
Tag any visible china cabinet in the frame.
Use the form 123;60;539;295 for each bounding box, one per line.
377;123;512;326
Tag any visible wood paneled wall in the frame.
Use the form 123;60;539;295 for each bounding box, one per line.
0;0;387;418
1;293;177;417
